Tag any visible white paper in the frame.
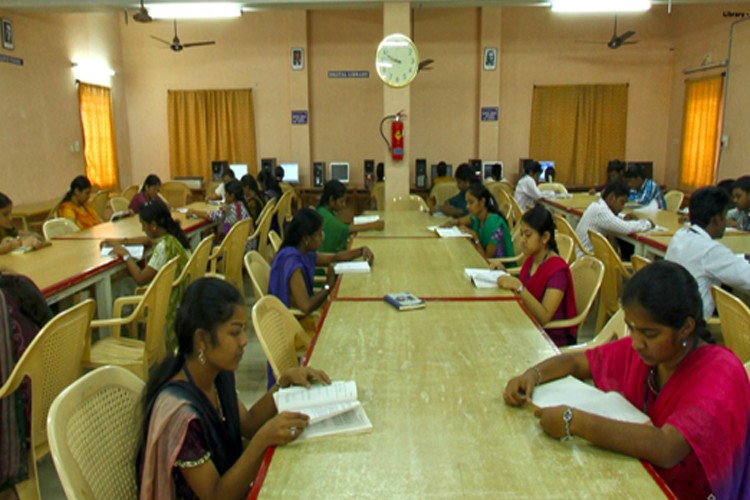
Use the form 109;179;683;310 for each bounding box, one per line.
434;226;471;238
464;268;507;288
353;215;380;225
293;403;373;443
646;225;668;233
100;244;144;260
176;207;189;214
301;401;362;425
274;381;358;412
334;261;371;274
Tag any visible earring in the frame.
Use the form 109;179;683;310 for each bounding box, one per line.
198;349;206;365
681;339;688;348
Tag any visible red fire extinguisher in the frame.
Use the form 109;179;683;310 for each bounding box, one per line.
380;111;405;161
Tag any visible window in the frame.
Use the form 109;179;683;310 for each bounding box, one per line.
78;83;119;189
679;74;724;189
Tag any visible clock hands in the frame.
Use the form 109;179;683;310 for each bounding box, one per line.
385;54;402;64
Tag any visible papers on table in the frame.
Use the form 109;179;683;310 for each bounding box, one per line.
540;191;572;199
100;244;145;260
10;245;33;255
176;207;189;214
334;261;371;274
353;215;380;225
464;268;507;288
428;226;471;238
646;225;669;233
532;375;650;424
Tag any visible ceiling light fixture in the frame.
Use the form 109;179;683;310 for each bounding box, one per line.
147;3;242;20
551;0;651;13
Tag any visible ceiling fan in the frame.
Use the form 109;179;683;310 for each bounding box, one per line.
151;20;216;53
132;0;152;23
578;15;638;49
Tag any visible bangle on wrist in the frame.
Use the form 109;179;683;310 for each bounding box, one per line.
561;407;574;442
531;366;543;386
516;284;524;295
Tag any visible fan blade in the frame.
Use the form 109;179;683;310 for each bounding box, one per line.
183;41;216;48
618;31;636;42
150;35;172;46
418;58;434;71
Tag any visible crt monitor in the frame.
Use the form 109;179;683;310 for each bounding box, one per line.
228;163;248;179
430;164;453;186
329;162;350;184
279;162;300;184
538;161;555;182
483;161;503;180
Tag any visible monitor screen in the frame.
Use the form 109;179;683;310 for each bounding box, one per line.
430;164;453;186
330;162;350;183
279;163;300;184
228;163;248;179
483;161;503;180
538;161;555;182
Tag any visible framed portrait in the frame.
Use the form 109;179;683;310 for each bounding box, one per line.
2;18;13;51
291;47;304;70
483;47;496;71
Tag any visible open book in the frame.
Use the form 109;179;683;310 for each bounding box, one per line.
333;261;371;274
273;381;372;442
428;226;472;239
531;375;650;424
353;214;380;225
464;268;507;288
100;244;145;261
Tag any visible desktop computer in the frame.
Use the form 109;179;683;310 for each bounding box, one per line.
313;162;325;188
415;158;427;188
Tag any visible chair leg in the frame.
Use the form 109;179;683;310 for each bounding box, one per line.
13;457;41;499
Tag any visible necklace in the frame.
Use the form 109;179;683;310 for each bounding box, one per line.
182;365;226;422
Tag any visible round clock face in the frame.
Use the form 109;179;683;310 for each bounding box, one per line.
375;33;419;88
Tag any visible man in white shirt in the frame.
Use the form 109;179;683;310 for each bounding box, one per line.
576;181;653;256
665;187;750;318
514;161;543;211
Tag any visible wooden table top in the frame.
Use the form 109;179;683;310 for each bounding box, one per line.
53;207;210;240
355;211;449;238
12;197;59;218
542;193;601;215
336;237;515;299
255;301;667;498
642;230;750;255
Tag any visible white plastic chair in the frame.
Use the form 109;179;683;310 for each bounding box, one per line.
43;217;80;239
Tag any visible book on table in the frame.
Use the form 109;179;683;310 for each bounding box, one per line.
428;226;472;239
463;268;507;288
100;244;145;260
353;214;380;225
384;292;426;311
273;380;372;442
333;261;371;274
531;375;650;424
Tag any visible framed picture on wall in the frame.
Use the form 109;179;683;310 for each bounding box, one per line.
483;47;496;71
2;18;14;51
291;47;304;70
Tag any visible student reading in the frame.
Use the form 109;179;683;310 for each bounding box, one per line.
514;161;543;211
496;205;577;347
58;175;101;229
503;261;750;499
138;278;330;499
130;174;166;214
624;163;666;209
726;175;750;231
436;163;473;218
0;192;47;254
188;180;252;239
317;180;384;252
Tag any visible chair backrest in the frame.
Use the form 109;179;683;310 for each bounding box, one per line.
43;217;80;239
712;286;750;363
562;308;628;353
588;229;630;330
160;181;191;207
372;182;385;210
244;250;270;300
557;233;575;264
121;184;139;202
258;198;276;223
268;230;282;255
507;192;524;226
630;254;651;273
249;205;275;264
90;190;110;221
390;195;429;212
213;217;253;292
664;190;684;213
109;196;130;214
568;255;605;325
47;365;144;500
174;234;214;287
0;299;95;499
538;182;568;194
490;187;515;229
273;190;297;239
554;214;590;256
251;295;304;379
429;183;460;207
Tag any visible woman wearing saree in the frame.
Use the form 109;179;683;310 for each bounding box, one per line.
504;261;750;499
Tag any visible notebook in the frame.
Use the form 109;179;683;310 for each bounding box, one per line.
384;292;426;311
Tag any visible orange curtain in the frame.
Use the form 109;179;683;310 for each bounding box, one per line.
529;84;628;186
78;83;119;189
679;74;724;189
167;89;257;178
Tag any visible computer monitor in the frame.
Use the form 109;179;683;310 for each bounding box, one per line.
430;164;453;186
228;163;248;179
329;162;350;184
538;161;555;182
483;161;503;180
279;162;300;184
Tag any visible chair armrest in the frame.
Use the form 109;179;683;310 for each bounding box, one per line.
544;317;583;330
706;317;721;326
291;308;306;318
90;317;133;329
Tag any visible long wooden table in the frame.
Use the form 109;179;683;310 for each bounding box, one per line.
354;211;449;238
253;301;669;498
11;197;59;231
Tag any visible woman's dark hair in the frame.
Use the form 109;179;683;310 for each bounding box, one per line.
319;180;346;208
467;182;509;225
258;169;282;199
0;273;51;329
521;204;558;254
138;200;190;249
282;207;323;248
622;260;712;343
140;174;161;193
140;278;244;440
240;174;261;198
62;175;92;203
224;179;251;216
688;187;730;229
455;163;474;182
0;192;11;209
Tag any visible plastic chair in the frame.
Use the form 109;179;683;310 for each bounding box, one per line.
630;254;651;273
160;181;192;207
745;361;750;380
561;308;628;354
273;190;297;239
268;230;282;256
371;182;385;210
248;205;275;264
251;295;312;380
133;235;214;297
488;224;525;268
554;214;592;257
208;217;253;294
589;229;633;332
120;184;139;202
391;195;429;212
544;255;605;337
85;258;179;380
47;365;143;500
711;286;750;363
557;233;575;264
43;217;80;239
109;196;130;214
0;299;95;499
90;190;110;221
429;183;460;207
664;190;685;213
538;182;569;194
244;250;306;317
